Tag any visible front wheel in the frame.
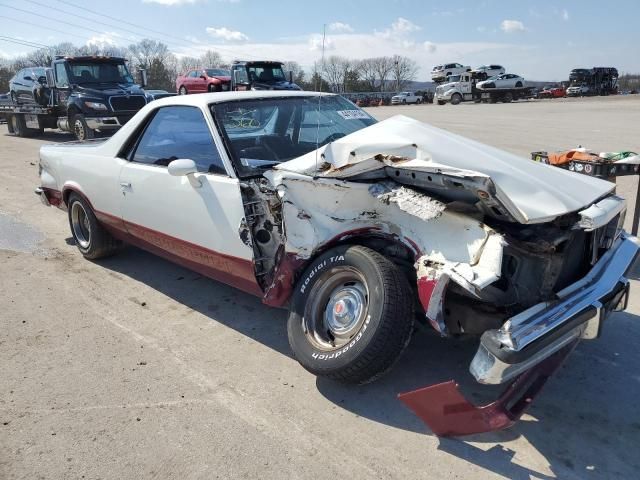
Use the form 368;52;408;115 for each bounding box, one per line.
179;86;188;95
72;114;94;141
287;245;415;384
515;81;523;88
67;193;121;260
450;93;462;105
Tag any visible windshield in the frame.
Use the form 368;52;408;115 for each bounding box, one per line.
212;95;376;177
68;61;134;84
206;68;230;77
447;75;461;82
247;65;286;83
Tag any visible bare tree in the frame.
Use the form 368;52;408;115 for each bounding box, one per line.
128;39;171;70
373;56;394;92
178;56;200;73
283;60;305;85
199;50;223;68
391;54;418;91
323;56;353;93
357;58;378;91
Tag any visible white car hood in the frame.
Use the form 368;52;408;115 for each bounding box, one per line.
275;115;614;224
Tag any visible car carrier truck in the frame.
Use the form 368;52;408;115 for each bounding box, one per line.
1;55;148;141
435;72;533;105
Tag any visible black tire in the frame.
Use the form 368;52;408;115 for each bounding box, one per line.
515;81;523;88
72;114;95;141
179;86;188;95
8;114;34;137
287;245;415;384
208;83;222;92
67;193;121;260
450;93;462;105
503;92;513;103
437;100;446;105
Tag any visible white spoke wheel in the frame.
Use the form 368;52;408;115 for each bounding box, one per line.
67;193;121;260
287;245;415;384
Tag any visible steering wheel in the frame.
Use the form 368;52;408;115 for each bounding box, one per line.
255;136;280;161
321;132;346;144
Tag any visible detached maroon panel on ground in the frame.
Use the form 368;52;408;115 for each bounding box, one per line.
398;340;579;436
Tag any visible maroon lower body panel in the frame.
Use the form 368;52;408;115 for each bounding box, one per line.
398;339;579;437
93;209;264;298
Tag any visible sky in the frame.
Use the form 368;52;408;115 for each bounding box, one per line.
1;0;639;81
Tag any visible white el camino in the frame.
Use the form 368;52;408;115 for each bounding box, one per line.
36;91;639;436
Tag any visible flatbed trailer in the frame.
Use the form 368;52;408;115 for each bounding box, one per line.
435;72;534;105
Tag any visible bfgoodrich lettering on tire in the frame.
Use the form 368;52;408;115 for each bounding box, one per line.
287;245;415;384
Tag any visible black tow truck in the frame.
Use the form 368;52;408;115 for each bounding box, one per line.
230;60;301;91
1;55;148;140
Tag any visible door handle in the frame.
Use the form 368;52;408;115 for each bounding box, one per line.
120;182;131;188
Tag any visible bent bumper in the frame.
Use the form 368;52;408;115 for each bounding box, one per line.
471;233;640;385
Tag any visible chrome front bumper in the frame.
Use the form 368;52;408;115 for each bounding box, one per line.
471;233;640;384
85;117;122;130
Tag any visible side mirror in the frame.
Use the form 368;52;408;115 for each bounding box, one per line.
200;74;207;80
288;70;293;84
138;69;148;88
168;159;201;187
233;70;249;86
37;75;47;85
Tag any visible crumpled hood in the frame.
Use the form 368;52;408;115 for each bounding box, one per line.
275;115;615;224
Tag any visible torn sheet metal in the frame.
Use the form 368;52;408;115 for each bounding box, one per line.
264;170;497;270
398;339;579;437
275;115;615;225
369;181;445;222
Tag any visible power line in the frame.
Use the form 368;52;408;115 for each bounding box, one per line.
0;15;99;43
0;4;142;44
50;0;262;60
0;35;50;49
23;0;151;43
54;0;205;47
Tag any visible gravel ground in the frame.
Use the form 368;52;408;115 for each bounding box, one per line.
1;95;639;480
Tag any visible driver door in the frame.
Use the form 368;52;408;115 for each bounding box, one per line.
118;105;261;296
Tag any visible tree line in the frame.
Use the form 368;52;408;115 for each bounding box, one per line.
0;38;419;94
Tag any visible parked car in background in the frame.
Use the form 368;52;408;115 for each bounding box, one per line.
566;84;590;97
476;73;525;89
36;91;640;436
471;65;505;79
176;68;231;95
539;85;566;98
391;92;422;104
9;66;49;105
431;63;471;82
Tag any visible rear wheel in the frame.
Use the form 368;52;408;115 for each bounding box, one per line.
437;100;446;105
72;114;94;141
287;245;415;384
503;92;513;103
515;81;523;88
451;93;462;105
67;193;121;260
179;86;188;95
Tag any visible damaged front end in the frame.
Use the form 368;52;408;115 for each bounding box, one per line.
243;114;639;437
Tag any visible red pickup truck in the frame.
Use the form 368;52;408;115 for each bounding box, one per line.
176;68;231;95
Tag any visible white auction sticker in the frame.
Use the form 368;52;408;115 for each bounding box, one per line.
337;110;370;120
